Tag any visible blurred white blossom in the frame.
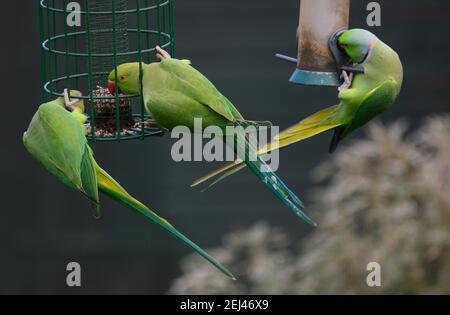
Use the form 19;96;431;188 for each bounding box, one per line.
170;117;450;294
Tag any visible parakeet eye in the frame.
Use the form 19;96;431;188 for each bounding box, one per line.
120;76;125;81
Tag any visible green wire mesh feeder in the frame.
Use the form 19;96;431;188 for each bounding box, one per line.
38;0;175;141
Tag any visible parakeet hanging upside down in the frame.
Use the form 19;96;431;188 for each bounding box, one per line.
192;28;403;189
23;90;234;279
108;47;317;226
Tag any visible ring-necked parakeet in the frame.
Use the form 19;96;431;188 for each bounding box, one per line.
108;48;317;226
23;90;234;279
192;29;403;189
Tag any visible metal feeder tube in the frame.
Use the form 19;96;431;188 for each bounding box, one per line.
290;0;350;86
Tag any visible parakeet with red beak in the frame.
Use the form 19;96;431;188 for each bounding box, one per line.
23;89;234;280
108;47;317;227
192;28;403;189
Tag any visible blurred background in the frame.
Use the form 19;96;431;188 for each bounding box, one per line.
1;0;449;294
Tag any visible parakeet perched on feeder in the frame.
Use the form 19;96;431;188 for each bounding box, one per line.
23;89;234;280
108;47;317;227
192;28;403;189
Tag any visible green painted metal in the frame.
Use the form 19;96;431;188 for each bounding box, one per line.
289;69;341;87
38;0;175;142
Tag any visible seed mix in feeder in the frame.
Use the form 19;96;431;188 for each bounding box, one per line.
85;86;164;138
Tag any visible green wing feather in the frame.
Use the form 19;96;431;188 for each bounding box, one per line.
80;146;100;217
23;100;87;192
159;59;243;121
342;79;399;138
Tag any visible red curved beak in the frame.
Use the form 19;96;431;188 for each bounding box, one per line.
108;80;116;95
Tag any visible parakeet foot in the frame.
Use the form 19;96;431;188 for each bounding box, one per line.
232;119;272;129
338;71;354;92
156;46;172;61
144;119;169;133
64;88;79;111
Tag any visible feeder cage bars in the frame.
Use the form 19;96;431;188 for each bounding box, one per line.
88;0;130;85
290;0;350;86
39;0;175;141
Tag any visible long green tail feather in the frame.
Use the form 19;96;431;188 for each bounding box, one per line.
233;132;316;227
191;161;243;188
192;105;343;190
200;164;246;193
95;165;235;280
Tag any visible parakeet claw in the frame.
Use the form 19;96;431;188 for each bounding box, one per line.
232;119;272;129
64;88;80;111
144;119;169;133
156;46;172;61
234;119;258;127
338;71;354;92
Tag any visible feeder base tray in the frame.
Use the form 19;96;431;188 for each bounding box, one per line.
289;68;340;87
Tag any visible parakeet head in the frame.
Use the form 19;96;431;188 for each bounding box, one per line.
338;29;379;63
108;63;144;95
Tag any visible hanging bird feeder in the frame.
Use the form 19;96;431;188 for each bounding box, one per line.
39;0;175;141
277;0;350;87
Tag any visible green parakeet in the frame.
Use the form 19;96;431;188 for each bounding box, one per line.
23;90;234;279
192;29;403;189
108;48;317;227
